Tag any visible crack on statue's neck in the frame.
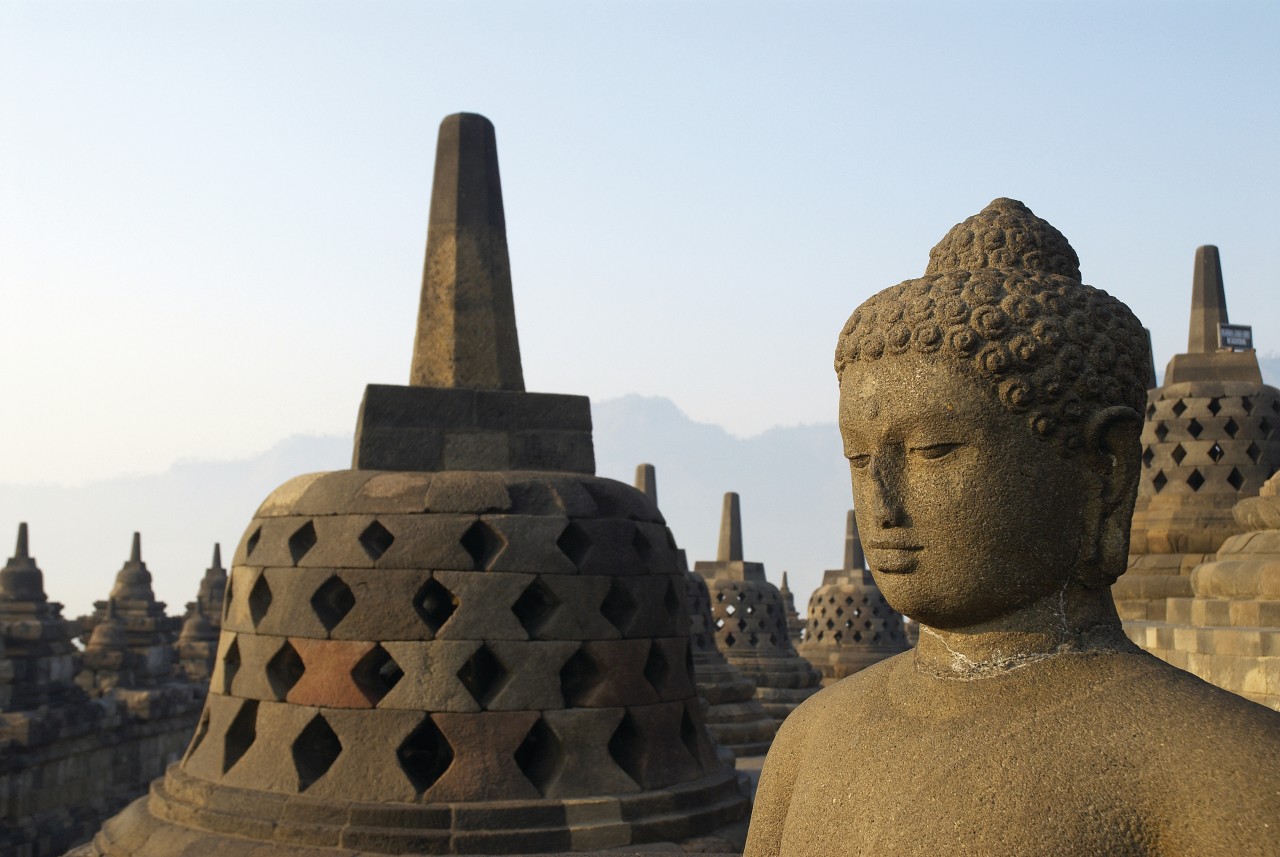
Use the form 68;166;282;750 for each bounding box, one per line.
913;575;1130;680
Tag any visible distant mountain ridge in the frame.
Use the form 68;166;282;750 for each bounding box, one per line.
4;356;1277;619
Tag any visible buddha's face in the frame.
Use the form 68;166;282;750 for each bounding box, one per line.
839;352;1086;629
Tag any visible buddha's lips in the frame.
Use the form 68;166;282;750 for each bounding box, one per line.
864;543;922;574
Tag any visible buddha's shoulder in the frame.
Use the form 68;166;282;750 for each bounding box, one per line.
777;650;913;734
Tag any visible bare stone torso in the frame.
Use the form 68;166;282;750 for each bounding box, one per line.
747;649;1280;857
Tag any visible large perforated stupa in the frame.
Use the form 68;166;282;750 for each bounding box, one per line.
81;113;748;857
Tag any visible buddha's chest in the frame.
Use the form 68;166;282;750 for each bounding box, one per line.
778;708;1152;856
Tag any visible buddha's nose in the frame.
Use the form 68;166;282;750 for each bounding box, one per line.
867;459;906;528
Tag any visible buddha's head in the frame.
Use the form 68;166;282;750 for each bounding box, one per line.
835;199;1150;630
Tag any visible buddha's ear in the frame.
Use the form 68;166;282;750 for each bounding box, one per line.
1079;406;1143;579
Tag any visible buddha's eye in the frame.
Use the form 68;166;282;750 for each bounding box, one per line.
847;453;871;470
911;442;963;460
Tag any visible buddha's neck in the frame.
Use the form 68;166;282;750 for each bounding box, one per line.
913;584;1133;680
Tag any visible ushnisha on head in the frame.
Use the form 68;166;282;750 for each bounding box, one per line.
835;200;1150;657
836;199;1150;459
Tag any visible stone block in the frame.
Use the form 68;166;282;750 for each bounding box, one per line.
348;472;433;515
352;427;445;472
324;569;434;642
424;472;512;513
442;431;510;470
286;639;378;708
473;389;591;432
368;514;476;571
299;708;424;803
293;472;379;517
485;515;577;574
431;570;532;640
508;430;595;473
540;709;637;798
425;711;541;802
378;640;482;712
484;640;579;710
528;575;619;641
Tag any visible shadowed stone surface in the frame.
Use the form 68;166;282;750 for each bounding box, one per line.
634;465;776;758
797;511;908;684
1117;245;1280;621
83;114;747;856
744;199;1280;856
694;493;820;724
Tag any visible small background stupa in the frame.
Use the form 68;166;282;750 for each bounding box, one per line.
797;510;908;684
695;492;820;723
1117;246;1280;621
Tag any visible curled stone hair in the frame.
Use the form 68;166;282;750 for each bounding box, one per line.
835;198;1151;456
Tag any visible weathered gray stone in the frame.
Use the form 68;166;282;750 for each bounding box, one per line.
746;198;1280;856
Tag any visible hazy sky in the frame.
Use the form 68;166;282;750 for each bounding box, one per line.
3;0;1278;488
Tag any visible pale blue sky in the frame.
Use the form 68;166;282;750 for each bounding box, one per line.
3;0;1278;486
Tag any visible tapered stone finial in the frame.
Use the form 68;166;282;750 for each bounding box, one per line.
634;463;657;504
844;510;866;571
129;531;142;564
1;522;46;601
717;492;744;562
13;522;28;561
780;571;791;593
409;113;524;392
209;543;223;572
1188;245;1228;354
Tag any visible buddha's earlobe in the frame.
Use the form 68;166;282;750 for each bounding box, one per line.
1079;406;1143;580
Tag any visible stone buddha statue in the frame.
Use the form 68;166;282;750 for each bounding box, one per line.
744;199;1280;856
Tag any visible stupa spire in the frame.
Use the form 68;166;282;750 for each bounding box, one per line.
409;113;524;391
13;522;28;561
717;492;744;562
209;543;223;573
844;509;866;571
129;531;142;564
1188;245;1228;354
634;463;657;504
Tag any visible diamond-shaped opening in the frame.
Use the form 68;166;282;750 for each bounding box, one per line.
288;521;318;565
1247;442;1262;463
1227;467;1245;491
1152;470;1168;492
1142;445;1154;469
1186;469;1205;492
456;643;509;707
723;632;737;647
1209;442;1225;463
1242;396;1254;415
222;638;241;694
1187;419;1203;439
600;579;639;634
185;710;211;761
352;644;403;706
872;605;882;617
631;527;653;564
292;714;341;792
825;618;835;630
745;604;755;615
852;630;863;642
223;574;234;623
1263;417;1275;438
359;520;395;561
736;618;748;632
414;578;458;634
512;577;560;638
267;640;306;700
835;606;844;617
1172;399;1187;417
1155;422;1169;442
714;617;725;630
1146;403;1156;419
556;522;591;568
245;526;261;559
1224;417;1240;438
397;715;453;794
311;576;355;632
680;705;702;765
560;646;604;706
459;520;505;571
607;711;646;787
248;574;272;627
663;579;681;615
1208;398;1222;416
833;630;844;642
223;699;258;774
724;603;736;616
1171;444;1187;465
515;717;563;796
715;591;725;602
643;642;671;695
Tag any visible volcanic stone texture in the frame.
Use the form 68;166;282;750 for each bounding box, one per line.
1118;247;1280;622
1126;473;1280;710
0;525;203;857
84;470;748;855
696;495;820;724
684;563;777;756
